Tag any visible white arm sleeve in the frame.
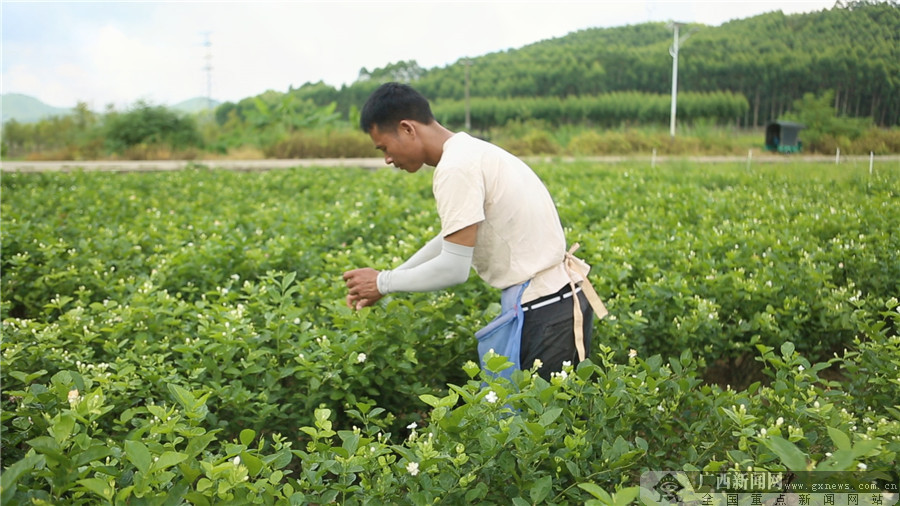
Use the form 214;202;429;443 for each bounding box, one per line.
377;240;473;294
395;234;443;271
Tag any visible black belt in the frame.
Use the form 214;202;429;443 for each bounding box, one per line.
521;285;582;312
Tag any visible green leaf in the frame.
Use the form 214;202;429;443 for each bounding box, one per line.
578;482;612;501
530;475;553;503
817;449;854;470
613;486;641;506
827;426;851;451
125;440;152;474
150;451;188;472
10;369;47;384
264;448;294;470
339;431;361;455
465;482;488;502
780;341;795;358
196;478;213;493
419;394;442;408
49;412;76;444
607;435;630;461
240;428;256;446
635;436;648;451
524;421;546;438
77;478;114;501
539;407;563;426
239;451;265;476
669;356;683;375
765;436;808;470
185;430;220;459
851;438;880;458
282;271;297;291
168;383;195;407
75;444;115;466
27;436;66;463
1;454;44;504
463;360;481;378
486;355;514;374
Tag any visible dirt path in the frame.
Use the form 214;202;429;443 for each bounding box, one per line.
2;155;898;173
0;158;387;173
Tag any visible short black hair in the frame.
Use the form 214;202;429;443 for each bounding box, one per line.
359;82;435;133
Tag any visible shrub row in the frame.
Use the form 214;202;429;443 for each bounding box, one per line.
3;332;898;503
2;162;898;502
432;92;749;130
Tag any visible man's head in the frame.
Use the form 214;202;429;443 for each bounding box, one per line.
359;82;435;135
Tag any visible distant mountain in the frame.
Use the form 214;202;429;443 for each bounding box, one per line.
1;94;222;124
172;97;221;115
1;93;72;123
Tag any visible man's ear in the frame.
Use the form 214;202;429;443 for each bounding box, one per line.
397;119;416;138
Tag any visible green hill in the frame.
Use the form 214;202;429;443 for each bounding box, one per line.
1;93;72;124
1;94;220;124
172;97;221;115
271;1;899;127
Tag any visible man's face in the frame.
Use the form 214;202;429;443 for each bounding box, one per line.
369;122;424;173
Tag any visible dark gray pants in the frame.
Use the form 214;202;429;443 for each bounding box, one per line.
519;286;593;381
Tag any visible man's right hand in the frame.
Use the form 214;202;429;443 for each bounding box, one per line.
343;268;383;310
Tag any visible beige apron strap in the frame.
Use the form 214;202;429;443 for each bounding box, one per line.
565;243;608;362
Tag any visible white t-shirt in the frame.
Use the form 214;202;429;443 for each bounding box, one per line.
433;132;572;302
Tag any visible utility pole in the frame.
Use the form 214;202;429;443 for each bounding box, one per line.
668;22;694;138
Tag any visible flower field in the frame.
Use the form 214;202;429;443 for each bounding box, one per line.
2;161;898;504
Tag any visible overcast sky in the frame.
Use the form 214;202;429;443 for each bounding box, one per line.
2;0;837;110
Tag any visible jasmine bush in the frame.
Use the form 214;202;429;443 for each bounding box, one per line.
2;332;898;504
2;162;898;503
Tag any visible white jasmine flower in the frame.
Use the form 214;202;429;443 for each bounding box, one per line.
293;318;301;324
406;461;419;476
67;389;80;404
485;390;499;404
233;456;241;466
357;353;367;363
776;417;784;427
628;349;638;359
798;365;805;372
562;361;572;368
532;358;543;369
857;463;867;471
407;422;417;430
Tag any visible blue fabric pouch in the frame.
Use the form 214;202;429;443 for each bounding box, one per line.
475;281;529;381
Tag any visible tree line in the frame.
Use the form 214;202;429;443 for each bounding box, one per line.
3;1;897;159
276;0;899;129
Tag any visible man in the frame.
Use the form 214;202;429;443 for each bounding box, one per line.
343;82;605;381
